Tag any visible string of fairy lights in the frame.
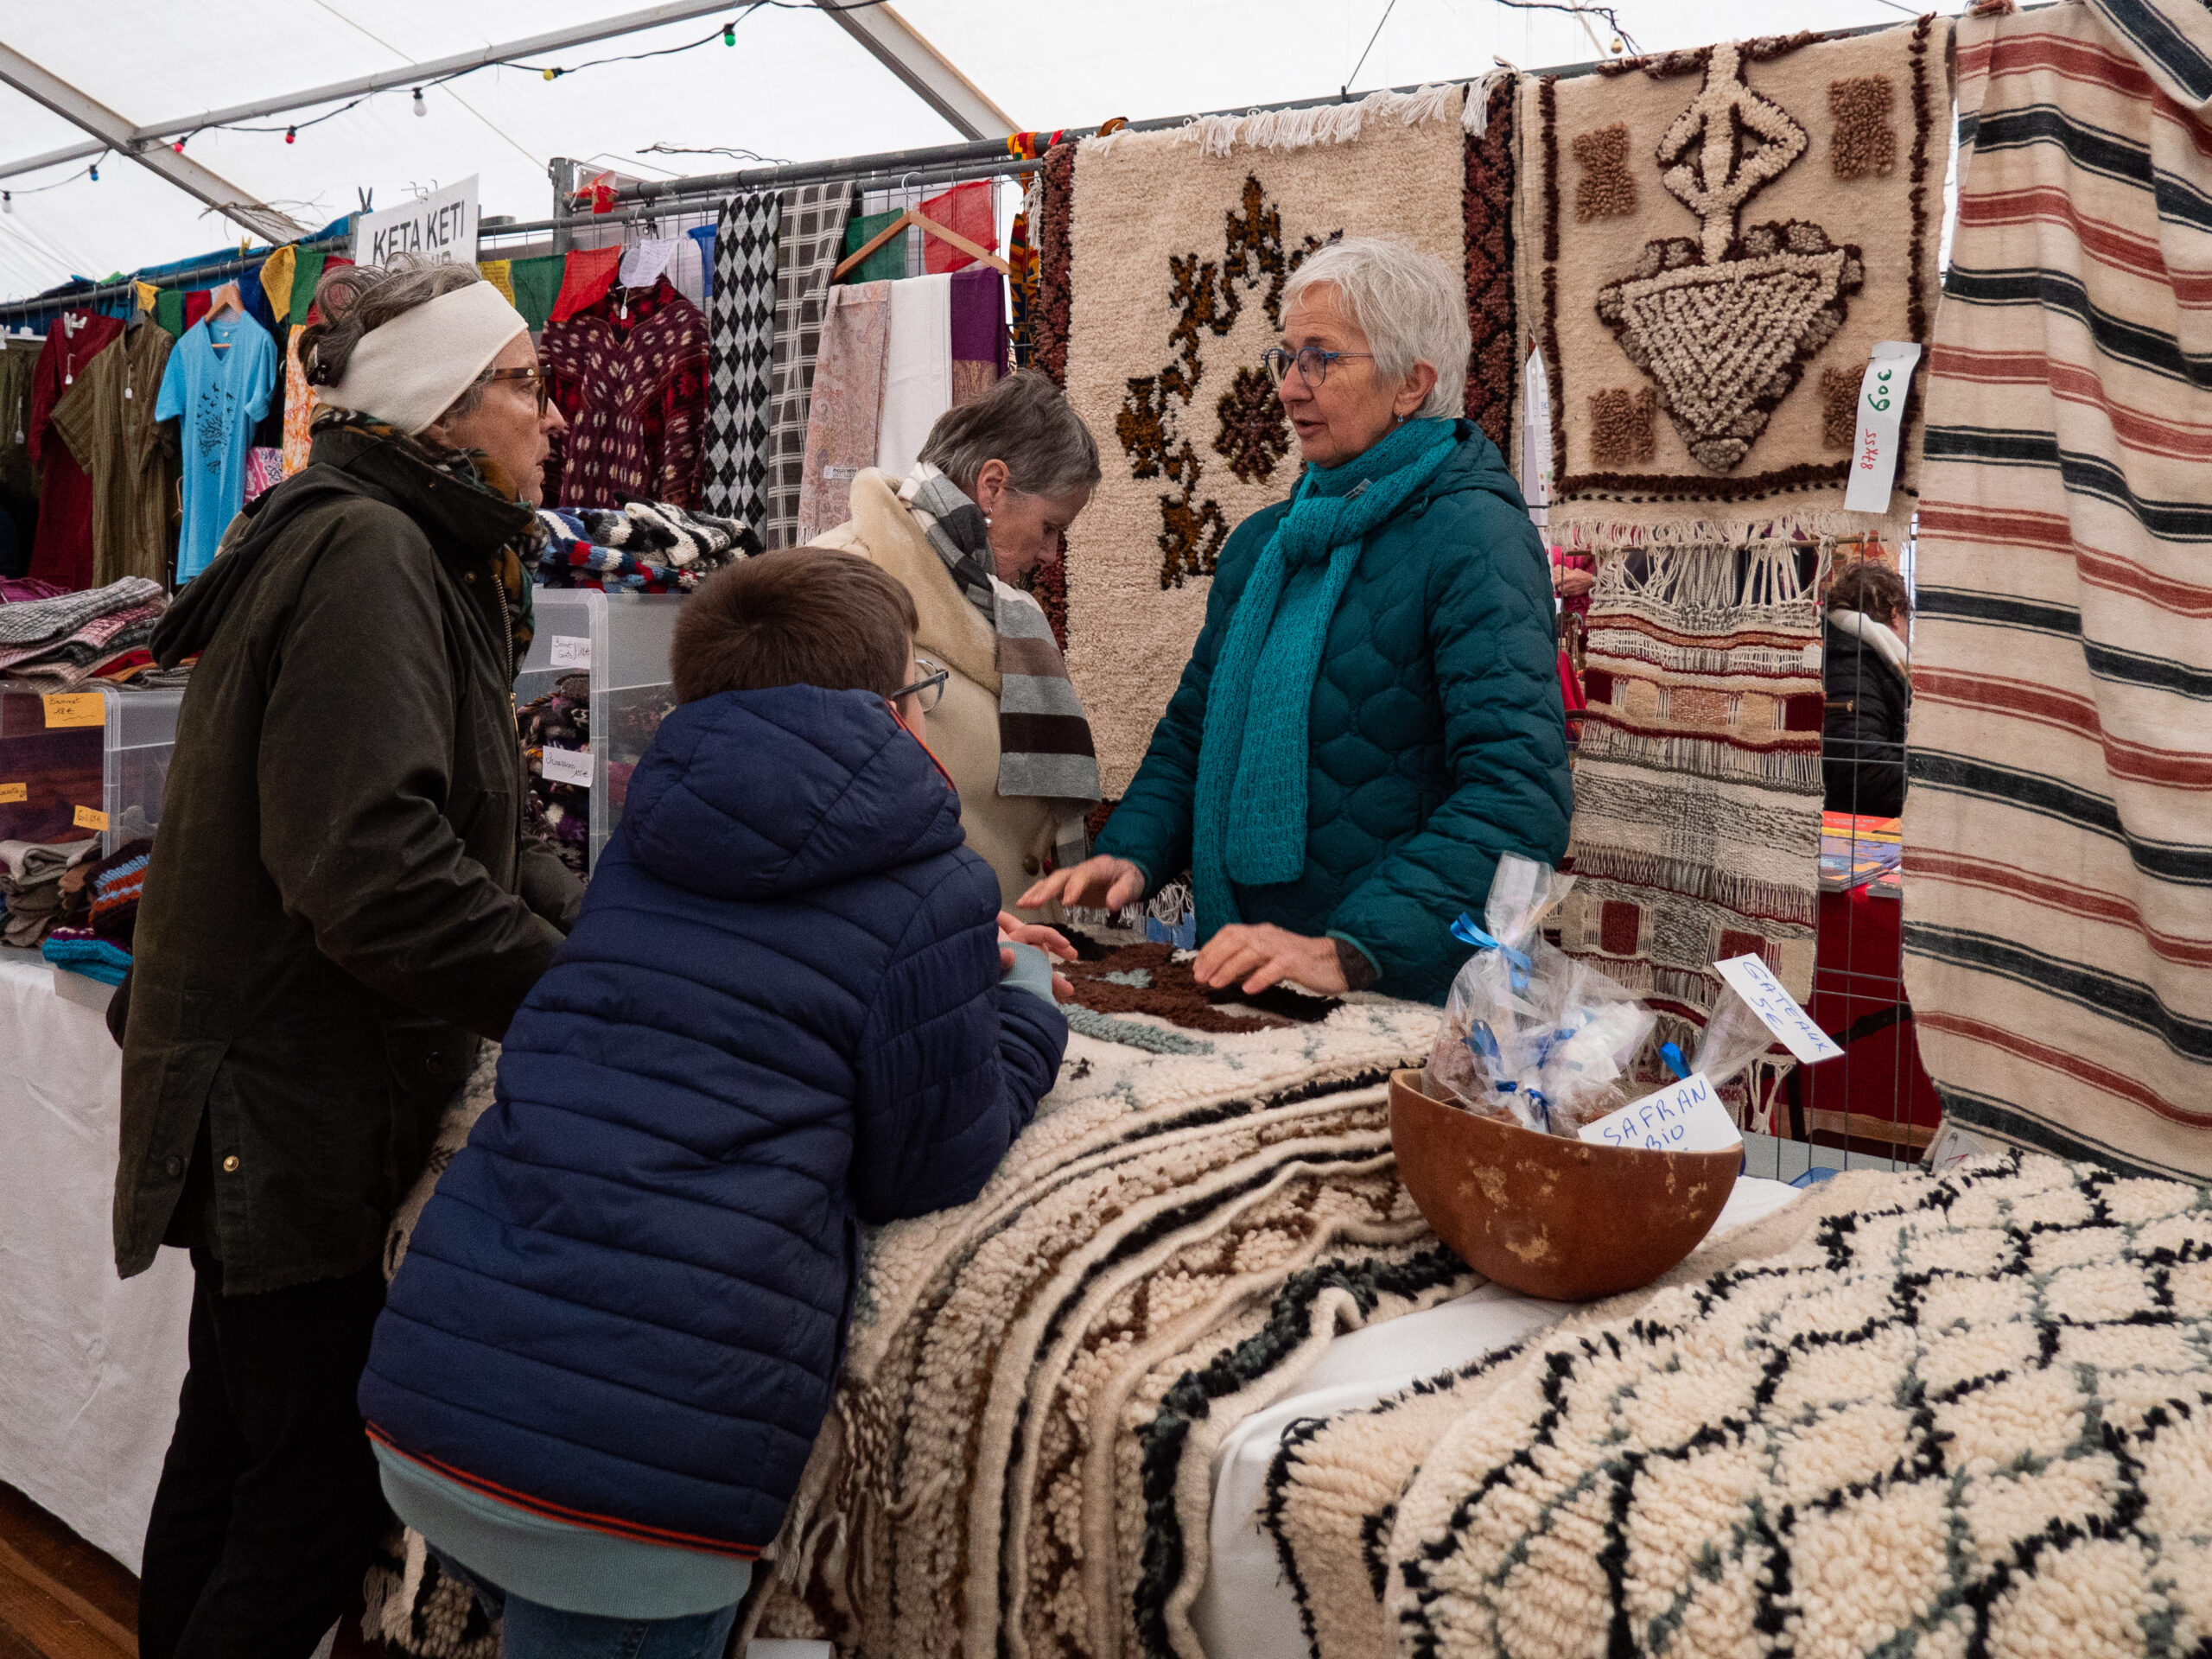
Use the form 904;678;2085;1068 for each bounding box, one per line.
0;0;903;216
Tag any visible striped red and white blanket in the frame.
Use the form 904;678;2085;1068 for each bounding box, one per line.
1904;0;2212;1182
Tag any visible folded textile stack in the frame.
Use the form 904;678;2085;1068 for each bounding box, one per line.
0;835;99;948
532;501;759;594
0;577;170;689
86;837;153;944
41;931;131;985
37;832;154;982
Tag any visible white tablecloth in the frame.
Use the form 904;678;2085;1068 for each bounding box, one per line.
1192;1176;1805;1659
0;948;192;1572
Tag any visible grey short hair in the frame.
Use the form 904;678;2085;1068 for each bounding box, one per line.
1280;238;1467;421
298;254;493;419
918;370;1103;500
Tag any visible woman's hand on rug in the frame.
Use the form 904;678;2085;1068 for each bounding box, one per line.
1000;912;1077;1001
1018;856;1146;913
1191;924;1350;997
1554;567;1595;597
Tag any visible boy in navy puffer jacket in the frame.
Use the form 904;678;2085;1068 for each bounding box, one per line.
359;548;1070;1658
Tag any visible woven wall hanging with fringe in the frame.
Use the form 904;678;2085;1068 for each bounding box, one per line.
1519;17;1952;553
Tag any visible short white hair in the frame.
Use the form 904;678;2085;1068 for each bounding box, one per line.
1280;238;1467;421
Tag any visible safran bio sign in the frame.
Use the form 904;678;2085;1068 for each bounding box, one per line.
353;177;480;268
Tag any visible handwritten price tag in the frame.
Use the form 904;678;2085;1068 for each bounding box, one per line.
1580;1072;1741;1154
550;635;592;671
73;804;110;832
1714;954;1844;1065
1843;341;1922;515
0;783;24;804
41;692;105;728
539;746;593;788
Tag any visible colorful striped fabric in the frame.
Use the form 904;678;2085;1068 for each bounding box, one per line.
1904;0;2212;1181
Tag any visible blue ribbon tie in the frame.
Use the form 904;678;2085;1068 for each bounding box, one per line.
1451;913;1533;991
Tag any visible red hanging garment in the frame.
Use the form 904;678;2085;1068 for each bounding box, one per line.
26;309;124;592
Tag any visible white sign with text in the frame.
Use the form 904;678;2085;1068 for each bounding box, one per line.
539;746;593;789
1714;955;1846;1064
1579;1072;1742;1154
550;635;593;670
1843;340;1921;514
353;176;480;268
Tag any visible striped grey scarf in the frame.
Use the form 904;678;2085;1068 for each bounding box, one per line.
897;462;1099;868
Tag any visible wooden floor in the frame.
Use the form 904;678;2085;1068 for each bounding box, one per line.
0;1484;137;1659
0;1482;381;1658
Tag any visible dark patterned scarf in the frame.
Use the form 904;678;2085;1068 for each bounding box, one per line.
315;410;537;664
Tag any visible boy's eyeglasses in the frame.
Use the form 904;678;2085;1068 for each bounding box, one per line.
485;365;552;414
1262;346;1374;388
892;661;948;713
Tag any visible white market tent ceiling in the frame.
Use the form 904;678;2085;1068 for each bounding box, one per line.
0;0;1934;304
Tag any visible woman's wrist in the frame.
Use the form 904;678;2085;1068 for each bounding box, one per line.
1326;932;1379;991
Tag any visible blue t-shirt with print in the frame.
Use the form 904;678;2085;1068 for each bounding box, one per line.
156;314;277;582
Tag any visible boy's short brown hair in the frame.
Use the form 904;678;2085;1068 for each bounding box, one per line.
671;547;918;705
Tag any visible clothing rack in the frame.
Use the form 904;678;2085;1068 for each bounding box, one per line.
0;13;1915;323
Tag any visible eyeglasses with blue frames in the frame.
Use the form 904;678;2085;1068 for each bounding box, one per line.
1262;346;1376;388
891;659;949;714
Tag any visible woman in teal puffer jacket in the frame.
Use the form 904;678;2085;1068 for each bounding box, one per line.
1022;238;1571;1005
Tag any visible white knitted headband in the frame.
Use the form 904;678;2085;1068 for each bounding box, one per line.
315;280;530;435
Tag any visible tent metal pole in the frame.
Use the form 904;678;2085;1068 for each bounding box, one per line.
0;43;307;241
0;0;753;185
814;0;1017;140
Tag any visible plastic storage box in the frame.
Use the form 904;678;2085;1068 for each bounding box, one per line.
515;589;683;872
0;683;184;855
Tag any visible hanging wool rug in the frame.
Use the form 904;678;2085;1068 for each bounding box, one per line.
701;190;780;531
1554;543;1827;1113
1519;18;1950;552
1384;1153;2212;1659
1058;86;1477;795
1902;0;2212;1186
737;992;1467;1659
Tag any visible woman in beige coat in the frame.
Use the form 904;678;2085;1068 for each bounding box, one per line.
816;372;1103;915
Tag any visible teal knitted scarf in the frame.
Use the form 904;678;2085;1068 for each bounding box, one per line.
1191;416;1459;938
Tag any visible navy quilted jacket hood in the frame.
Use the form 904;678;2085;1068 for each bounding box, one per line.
359;685;1067;1560
1096;421;1572;1003
620;683;967;899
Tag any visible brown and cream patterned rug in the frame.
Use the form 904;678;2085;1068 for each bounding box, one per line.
1519;19;1949;554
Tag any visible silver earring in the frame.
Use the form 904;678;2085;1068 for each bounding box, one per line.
984;515;993;525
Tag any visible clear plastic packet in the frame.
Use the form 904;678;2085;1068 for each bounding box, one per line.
1688;985;1786;1090
1428;855;1657;1135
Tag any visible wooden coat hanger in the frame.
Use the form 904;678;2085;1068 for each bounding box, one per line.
833;206;1012;282
204;281;244;346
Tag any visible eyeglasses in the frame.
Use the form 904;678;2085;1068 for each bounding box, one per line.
891;659;948;714
485;365;552;414
1262;346;1375;388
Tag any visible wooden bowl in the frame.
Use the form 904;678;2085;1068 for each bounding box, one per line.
1389;1068;1739;1301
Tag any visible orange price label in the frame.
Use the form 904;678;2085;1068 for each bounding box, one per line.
41;692;105;728
0;783;25;804
73;804;110;832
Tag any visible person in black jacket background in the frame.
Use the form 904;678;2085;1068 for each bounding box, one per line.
1822;560;1914;819
117;258;578;1659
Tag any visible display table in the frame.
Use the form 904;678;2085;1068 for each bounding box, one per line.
1191;1177;1803;1659
0;947;191;1573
